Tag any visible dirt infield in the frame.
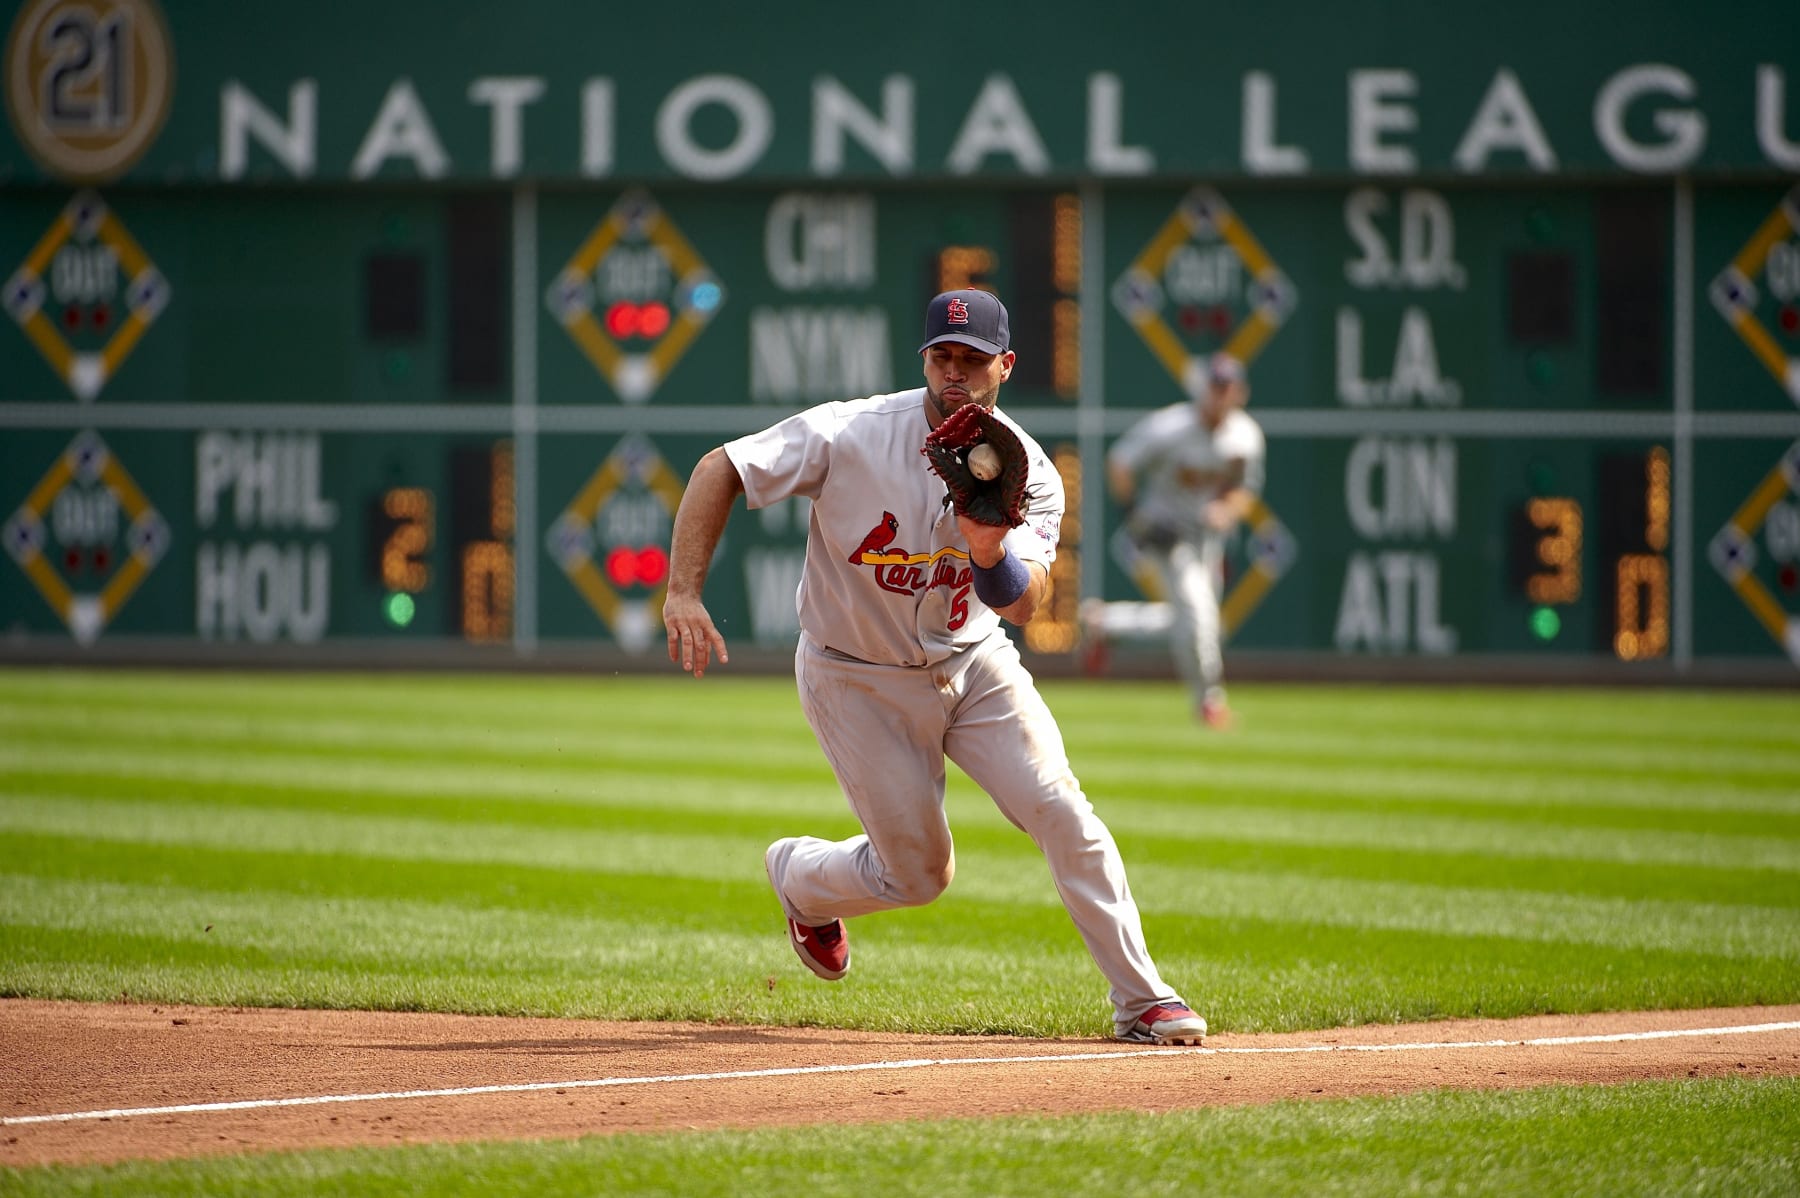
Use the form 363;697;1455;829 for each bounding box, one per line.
4;1000;1798;1168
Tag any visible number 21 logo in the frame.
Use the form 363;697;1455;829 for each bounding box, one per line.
4;0;173;183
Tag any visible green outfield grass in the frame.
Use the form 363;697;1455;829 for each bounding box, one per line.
5;1078;1797;1197
2;667;1796;1033
2;666;1798;1193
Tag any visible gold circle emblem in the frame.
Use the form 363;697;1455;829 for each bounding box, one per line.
5;0;174;183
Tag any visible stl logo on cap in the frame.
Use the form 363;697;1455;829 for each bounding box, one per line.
945;298;970;325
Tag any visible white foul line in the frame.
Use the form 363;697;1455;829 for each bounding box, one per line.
6;1020;1796;1128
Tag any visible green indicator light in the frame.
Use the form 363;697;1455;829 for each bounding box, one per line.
380;213;412;245
1526;352;1556;391
1529;606;1561;641
382;591;416;628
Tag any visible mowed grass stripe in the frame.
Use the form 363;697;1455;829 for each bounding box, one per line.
0;744;831;802
0;873;1161;1033
11;745;1800;840
4;813;1795;959
7;742;1799;844
11;736;1800;836
42;669;1766;747
1077;754;1800;808
8;671;1798;760
9;766;1795;901
13;822;1790;920
0;713;824;778
6;780;1795;875
5;873;1796;1034
0;684;811;757
13;791;1793;911
8;692;1795;781
0;671;805;724
1059;680;1800;743
8;698;1798;820
1074;728;1800;784
0;874;783;975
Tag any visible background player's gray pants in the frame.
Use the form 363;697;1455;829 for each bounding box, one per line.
1142;533;1227;708
770;632;1185;1034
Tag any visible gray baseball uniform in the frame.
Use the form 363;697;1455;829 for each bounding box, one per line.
1109;402;1266;710
729;386;1189;1035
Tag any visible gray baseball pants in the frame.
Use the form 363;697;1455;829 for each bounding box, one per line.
1142;532;1228;708
766;630;1185;1035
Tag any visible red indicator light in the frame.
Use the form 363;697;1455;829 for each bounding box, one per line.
605;545;637;586
603;301;673;340
605;302;636;339
638;302;670;338
604;545;671;587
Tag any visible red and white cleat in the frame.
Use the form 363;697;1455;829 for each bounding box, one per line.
766;839;850;980
784;916;849;981
1118;1002;1208;1045
1198;699;1236;730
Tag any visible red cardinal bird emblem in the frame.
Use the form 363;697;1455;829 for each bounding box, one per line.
848;511;900;564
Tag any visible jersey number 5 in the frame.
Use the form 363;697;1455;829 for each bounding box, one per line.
948;584;970;630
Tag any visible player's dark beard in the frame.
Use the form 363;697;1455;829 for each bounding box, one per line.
927;381;992;422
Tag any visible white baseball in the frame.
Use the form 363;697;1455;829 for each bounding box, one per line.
968;443;1001;481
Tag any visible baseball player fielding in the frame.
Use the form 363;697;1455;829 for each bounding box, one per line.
662;287;1209;1048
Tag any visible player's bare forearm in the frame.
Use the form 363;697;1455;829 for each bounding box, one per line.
663;448;745;677
667;448;742;594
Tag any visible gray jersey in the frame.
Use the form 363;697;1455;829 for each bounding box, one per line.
1109;404;1265;539
724;387;1063;668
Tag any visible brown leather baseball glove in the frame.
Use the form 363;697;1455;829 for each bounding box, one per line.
921;403;1029;528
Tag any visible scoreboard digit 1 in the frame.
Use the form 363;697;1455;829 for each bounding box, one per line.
1604;446;1672;662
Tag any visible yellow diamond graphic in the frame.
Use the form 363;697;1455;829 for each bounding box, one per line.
546;434;685;651
3;191;169;401
3;430;169;643
1220;498;1298;637
1110;496;1297;639
1708;439;1800;664
1112;186;1295;396
546;190;725;403
1709;185;1800;405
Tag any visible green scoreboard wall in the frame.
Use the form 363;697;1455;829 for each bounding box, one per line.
3;0;1799;677
5;181;1799;677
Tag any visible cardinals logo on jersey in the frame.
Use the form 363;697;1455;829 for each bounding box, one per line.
847;510;976;628
848;512;900;564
